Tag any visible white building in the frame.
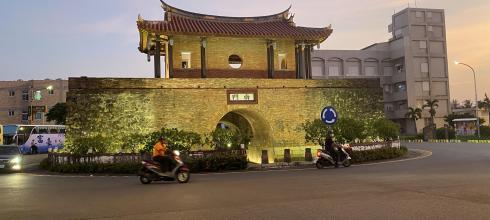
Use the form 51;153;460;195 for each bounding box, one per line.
312;8;450;134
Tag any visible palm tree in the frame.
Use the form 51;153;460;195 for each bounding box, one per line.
423;99;439;126
478;93;490;124
405;107;422;134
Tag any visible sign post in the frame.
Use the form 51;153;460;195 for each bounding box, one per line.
321;106;338;139
321;106;338;126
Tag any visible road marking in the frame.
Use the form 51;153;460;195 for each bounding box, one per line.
23;148;432;178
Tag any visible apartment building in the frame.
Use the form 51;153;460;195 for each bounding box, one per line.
0;79;68;125
312;8;450;134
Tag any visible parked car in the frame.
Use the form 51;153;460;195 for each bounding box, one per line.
0;145;22;172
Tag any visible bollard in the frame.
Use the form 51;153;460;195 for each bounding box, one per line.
261;150;269;164
284;149;291;163
305;148;313;161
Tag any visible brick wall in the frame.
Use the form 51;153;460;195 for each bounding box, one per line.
67;77;384;162
171;35;296;75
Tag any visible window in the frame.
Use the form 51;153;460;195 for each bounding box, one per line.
421;63;429;73
385;104;394;112
328;66;340;76
48;89;54;95
422;81;430;92
395;64;404;73
228;55;243;69
33;90;42;101
9;90;15;97
22;90;29;101
383;84;392;93
8;110;15;117
35;112;43;120
415;11;424;18
419;41;427;49
394;82;407;93
348;66;359;75
181;52;191;69
365;66;377;76
21;111;29;121
278;54;287;70
428;26;433;32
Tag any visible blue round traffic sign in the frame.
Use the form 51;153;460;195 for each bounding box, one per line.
321;106;338;125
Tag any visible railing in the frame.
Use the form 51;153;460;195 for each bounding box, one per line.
47;153;149;166
47;150;247;166
348;141;400;151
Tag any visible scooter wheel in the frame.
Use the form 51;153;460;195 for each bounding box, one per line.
315;161;324;169
343;160;351;167
176;171;190;183
139;176;152;184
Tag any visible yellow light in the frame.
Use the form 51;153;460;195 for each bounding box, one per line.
454;61;460;65
47;85;53;90
12;164;21;170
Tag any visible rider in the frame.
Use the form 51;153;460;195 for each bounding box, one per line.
152;137;171;172
324;132;339;168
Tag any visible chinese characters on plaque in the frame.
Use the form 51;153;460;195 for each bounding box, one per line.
227;89;258;104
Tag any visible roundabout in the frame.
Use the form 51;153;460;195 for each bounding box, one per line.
1;143;489;219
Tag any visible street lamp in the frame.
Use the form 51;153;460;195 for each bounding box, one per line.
455;61;480;137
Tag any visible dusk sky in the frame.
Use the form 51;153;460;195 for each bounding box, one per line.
0;0;488;101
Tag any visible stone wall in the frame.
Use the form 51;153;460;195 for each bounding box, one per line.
171;35;296;73
67;77;384;163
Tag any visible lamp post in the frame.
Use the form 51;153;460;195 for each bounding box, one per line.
455;61;480;137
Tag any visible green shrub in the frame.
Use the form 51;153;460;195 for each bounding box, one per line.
333;118;366;144
480;126;490;138
43;162;141;174
65;135;112;155
184;154;247;172
348;146;408;163
372;118;400;141
435;127;456;139
141;128;202;153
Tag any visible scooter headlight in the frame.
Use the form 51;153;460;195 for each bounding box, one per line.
173;150;180;156
10;156;21;164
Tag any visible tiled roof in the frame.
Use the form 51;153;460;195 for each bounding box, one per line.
137;1;332;42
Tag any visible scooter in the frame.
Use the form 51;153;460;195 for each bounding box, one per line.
138;150;190;184
315;147;352;169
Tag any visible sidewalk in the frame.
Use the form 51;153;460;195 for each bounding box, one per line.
247;149;425;171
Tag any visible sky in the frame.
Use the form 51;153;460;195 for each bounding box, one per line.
0;0;488;102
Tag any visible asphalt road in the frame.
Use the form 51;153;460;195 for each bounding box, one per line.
1;143;489;220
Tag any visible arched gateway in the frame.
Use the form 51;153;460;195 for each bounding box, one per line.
66;1;384;163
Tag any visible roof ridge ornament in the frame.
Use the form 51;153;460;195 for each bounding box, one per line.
159;0;292;23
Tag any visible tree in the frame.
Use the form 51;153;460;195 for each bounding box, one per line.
46;103;67;125
332;118;366;144
423;99;439;126
451;99;460;109
373;118;400;141
405;107;422;134
478;93;490;125
302;119;329;148
207;128;242;150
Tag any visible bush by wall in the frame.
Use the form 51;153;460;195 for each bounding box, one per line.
40;158;141;174
435;127;456;139
347;146;408;163
184;154;247;172
40;153;248;174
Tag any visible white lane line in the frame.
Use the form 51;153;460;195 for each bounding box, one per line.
24;148;432;178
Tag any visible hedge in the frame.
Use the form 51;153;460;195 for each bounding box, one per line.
348;146;408;163
40;147;407;173
40;154;248;174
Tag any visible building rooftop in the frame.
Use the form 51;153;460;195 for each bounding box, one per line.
137;0;332;41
